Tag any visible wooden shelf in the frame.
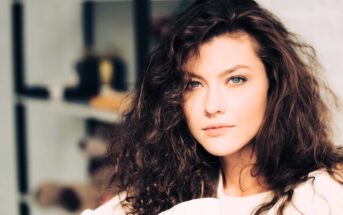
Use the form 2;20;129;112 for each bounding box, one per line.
17;96;122;123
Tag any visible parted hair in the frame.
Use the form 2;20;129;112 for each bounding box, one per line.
109;0;343;214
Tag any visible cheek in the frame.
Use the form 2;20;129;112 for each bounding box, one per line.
232;85;267;126
183;97;192;123
183;95;200;128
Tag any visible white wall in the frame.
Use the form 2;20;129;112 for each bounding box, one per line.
258;0;343;145
25;0;83;87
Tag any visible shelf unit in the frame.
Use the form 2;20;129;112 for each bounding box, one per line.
11;1;191;215
11;0;149;215
17;96;122;124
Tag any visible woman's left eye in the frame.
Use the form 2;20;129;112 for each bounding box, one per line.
227;76;246;85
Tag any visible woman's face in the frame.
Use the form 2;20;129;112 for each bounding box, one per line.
183;33;268;158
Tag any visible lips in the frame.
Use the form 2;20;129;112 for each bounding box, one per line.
202;124;235;137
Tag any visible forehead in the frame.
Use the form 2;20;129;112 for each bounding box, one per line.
184;32;261;73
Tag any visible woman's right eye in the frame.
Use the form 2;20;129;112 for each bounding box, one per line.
187;81;202;89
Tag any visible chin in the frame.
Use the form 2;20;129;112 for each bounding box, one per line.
197;134;251;156
207;149;238;157
201;143;243;157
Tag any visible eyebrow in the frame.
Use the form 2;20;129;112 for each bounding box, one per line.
186;64;252;80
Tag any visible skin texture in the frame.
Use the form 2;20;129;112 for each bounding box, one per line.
183;33;269;196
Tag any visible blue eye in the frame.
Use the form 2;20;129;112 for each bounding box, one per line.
187;81;202;89
228;76;246;85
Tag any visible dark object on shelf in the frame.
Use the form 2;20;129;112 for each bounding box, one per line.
21;86;49;99
35;182;98;213
59;188;81;211
64;53;128;102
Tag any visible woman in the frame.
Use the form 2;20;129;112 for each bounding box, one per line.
82;0;343;214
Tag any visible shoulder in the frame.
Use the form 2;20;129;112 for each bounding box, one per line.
296;169;343;198
81;192;127;215
289;170;343;214
158;198;219;215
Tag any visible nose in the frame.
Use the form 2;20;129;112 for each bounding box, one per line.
204;88;225;117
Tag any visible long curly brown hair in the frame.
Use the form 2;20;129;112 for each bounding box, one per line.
108;0;343;214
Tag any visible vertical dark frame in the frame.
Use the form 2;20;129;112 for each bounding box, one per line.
15;104;30;215
14;104;28;194
12;0;48;99
11;1;30;215
82;0;94;49
12;1;25;94
133;0;151;87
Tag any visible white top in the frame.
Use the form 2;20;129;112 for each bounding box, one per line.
81;192;127;215
81;170;343;215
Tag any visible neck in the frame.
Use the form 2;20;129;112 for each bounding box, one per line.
220;144;267;197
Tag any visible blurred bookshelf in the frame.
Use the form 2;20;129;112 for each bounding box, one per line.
11;0;192;215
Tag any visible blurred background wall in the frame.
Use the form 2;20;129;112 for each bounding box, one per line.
1;0;17;214
1;0;342;215
259;0;343;142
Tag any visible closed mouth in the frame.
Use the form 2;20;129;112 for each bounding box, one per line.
203;125;235;130
202;125;235;137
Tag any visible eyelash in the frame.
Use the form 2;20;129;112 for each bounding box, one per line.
186;76;247;89
227;76;247;84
